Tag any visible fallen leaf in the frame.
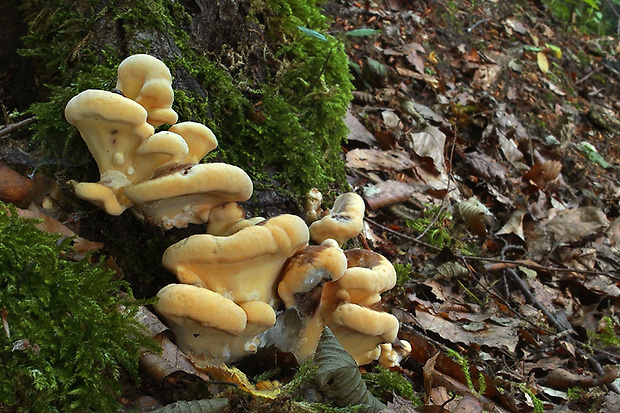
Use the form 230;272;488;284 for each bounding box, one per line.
545;207;609;243
408;126;446;173
537;52;549;73
363;180;415;210
346;148;414;171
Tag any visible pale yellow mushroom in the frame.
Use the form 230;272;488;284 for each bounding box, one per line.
337;249;397;306
116;54;178;127
162;214;310;305
154;283;247;362
125;163;253;229
309;193;365;245
206;203;265;236
169;122;218;164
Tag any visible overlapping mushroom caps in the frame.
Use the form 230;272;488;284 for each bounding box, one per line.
66;55;252;228
274;191;409;366
155;214;310;361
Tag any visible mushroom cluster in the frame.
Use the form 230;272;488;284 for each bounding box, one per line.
66;54;408;367
66;54;252;229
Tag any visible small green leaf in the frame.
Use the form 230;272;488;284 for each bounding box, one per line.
576;141;612;168
346;29;381;37
297;26;328;42
313;327;386;413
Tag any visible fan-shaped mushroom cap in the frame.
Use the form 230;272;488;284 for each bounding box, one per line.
65;89;155;183
330;302;400;365
309;193;365;245
116;54;177;127
125;163;253;229
163;214;310;304
134;131;189;177
169;122;218;164
154;283;247;361
337;249;397;306
278;239;347;309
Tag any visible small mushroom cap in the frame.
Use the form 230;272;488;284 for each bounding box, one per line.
337;249;397;306
278;239;347;309
331;302;399;365
206;203;265;236
74;182;127;215
169;122;218;164
162;214;310;304
65;89;155;181
125;163;253;229
155;283;247;335
116;54;177;126
154;284;248;360
309;193;365;245
134;131;189;176
304;188;323;223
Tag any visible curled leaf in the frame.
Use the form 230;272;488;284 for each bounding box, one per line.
314;327;386;412
458;197;493;237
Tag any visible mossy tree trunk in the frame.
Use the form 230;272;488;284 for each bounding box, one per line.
8;0;353;203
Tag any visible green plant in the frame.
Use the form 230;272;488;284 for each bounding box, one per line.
393;263;413;287
406;205;454;249
362;366;421;405
0;202;156;412
590;316;620;348
517;383;545;413
445;349;486;398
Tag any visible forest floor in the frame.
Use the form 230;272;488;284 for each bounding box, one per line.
2;0;620;412
323;0;620;411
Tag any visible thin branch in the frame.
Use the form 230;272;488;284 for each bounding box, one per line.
0;116;36;138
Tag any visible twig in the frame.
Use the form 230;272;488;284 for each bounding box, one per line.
365;217;620;280
0;116;36;138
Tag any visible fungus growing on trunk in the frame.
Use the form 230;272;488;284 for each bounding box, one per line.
66;55;252;228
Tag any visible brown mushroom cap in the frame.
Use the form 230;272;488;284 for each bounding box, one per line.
278;239;347;309
169;122;218;164
336;249;397;306
309;193;365;245
116;54;178;127
162;214;309;304
125;163;253;229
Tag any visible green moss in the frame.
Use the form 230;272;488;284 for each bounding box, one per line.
0;202;156;412
19;0;352;196
394;262;413;287
362;366;420;404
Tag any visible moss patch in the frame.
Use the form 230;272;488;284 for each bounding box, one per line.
0;202;156;411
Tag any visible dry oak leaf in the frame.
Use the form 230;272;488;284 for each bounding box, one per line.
346;148;414;171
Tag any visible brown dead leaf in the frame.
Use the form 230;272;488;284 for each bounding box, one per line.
498;131;524;163
345;110;376;146
0;162;34;207
464;152;507;183
545;207;609;243
415;309;518;352
541;367;618;390
408;126;446;174
523;160;562;188
472;64;502;89
363;180;416;210
346;148;414;171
